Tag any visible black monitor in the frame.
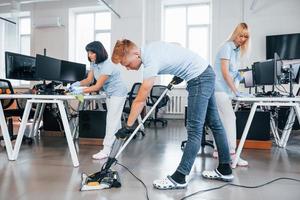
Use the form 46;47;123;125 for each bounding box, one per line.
36;54;61;81
60;60;86;83
252;59;276;86
36;54;86;83
5;51;39;81
266;33;300;60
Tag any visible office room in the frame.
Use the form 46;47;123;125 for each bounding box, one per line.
0;0;300;199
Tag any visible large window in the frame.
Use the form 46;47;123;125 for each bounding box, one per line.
73;10;111;69
19;17;31;56
0;14;31;86
162;1;211;85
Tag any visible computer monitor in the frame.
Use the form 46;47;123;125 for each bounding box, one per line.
5;51;38;81
243;70;254;88
60;60;86;83
36;54;86;83
36;54;61;81
266;33;300;60
252;59;276;86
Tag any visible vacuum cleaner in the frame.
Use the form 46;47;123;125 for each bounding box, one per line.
80;76;183;191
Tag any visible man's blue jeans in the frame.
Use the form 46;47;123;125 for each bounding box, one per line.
177;66;231;175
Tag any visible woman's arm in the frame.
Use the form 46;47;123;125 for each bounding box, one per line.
220;59;238;94
79;70;94;86
82;74;109;93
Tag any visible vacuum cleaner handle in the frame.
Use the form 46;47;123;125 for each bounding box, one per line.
167;76;184;90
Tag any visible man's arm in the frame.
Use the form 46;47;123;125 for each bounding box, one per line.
127;77;155;127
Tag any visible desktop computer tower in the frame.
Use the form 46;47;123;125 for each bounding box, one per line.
79;110;107;139
236;110;270;141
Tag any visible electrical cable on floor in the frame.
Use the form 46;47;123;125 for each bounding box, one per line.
117;162;150;200
114;162;300;200
180;177;300;200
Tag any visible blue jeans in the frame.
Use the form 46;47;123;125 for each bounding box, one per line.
177;66;231;175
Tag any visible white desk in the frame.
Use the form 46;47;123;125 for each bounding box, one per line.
232;96;300;168
0;93;106;167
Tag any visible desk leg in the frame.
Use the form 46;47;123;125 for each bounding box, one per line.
12;101;33;160
34;103;45;137
73;101;84;139
29;103;41;138
232;103;258;168
0;103;13;160
270;116;280;146
57;101;79;167
234;101;240;112
280;108;295;147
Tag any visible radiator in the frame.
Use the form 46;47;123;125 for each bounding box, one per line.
166;95;185;114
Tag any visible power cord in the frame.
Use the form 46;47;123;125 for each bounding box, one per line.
117;162;150;200
113;162;300;200
180;177;300;200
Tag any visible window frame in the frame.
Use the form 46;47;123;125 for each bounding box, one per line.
161;1;212;87
70;7;111;69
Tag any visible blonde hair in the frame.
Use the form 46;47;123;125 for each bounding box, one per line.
111;39;138;64
228;22;251;57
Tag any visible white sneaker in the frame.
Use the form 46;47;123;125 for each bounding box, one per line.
92;151;108;160
231;155;249;167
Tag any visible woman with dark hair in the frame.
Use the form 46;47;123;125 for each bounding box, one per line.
70;41;127;160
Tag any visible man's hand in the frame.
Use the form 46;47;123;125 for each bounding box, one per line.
115;125;135;139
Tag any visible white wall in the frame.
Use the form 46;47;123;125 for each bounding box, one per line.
1;0;300;89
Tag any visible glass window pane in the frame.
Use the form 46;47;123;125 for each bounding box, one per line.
20;35;30;56
187;5;209;25
95;32;111;56
75;13;94;68
188;27;209;60
19;18;31;34
95;12;111;30
164;7;186;47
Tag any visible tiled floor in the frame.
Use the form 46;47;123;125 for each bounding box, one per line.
1;120;300;200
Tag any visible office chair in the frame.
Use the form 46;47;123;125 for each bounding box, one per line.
0;79;33;144
146;85;169;127
123;82;145;137
181;105;214;151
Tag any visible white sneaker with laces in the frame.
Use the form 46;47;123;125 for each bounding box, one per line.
92;151;108;160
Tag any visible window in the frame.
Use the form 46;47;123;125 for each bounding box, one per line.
72;10;111;69
162;1;211;85
19;17;31;56
0;14;31;86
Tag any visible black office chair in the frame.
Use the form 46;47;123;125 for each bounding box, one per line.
146;85;169;127
0;79;33;144
181;105;214;151
123;82;145;137
123;83;142;115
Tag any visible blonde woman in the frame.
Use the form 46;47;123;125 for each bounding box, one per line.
214;22;251;166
